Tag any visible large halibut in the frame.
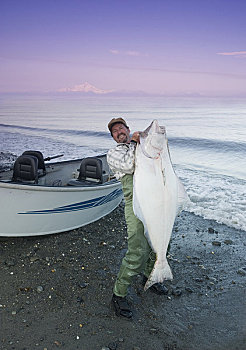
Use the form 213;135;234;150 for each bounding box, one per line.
133;120;188;290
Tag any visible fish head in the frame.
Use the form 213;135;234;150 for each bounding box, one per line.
140;120;167;158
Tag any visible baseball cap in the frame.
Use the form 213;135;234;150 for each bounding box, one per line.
108;117;128;132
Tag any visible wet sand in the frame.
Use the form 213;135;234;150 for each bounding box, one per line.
1;204;246;350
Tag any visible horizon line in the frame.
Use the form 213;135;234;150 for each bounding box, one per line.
1;90;246;98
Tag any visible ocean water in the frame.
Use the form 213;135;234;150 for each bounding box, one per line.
0;94;245;231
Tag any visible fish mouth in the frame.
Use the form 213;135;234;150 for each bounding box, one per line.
159;125;166;134
140;120;166;139
139;120;167;158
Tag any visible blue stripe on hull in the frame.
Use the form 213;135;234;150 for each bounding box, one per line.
18;188;122;215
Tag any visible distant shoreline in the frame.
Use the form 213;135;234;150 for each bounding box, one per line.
1;91;246;98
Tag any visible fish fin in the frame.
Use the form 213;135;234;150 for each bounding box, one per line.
176;177;189;215
144;258;173;291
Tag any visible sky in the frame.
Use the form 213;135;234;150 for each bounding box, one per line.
1;0;246;96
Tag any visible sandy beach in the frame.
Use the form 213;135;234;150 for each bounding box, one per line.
1;203;246;350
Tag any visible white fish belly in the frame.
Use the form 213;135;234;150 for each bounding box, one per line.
133;145;178;289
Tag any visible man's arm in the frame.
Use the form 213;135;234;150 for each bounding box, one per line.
107;142;137;175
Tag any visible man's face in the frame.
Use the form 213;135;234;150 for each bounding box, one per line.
111;123;131;143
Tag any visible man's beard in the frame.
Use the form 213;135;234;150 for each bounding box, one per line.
118;133;128;143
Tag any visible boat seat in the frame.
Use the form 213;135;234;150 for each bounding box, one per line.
22;150;46;176
79;157;108;183
12;155;39;184
68;157;108;186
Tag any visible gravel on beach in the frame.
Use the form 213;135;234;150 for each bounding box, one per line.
1;204;246;350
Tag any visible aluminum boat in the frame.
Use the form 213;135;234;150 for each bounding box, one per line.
0;151;123;237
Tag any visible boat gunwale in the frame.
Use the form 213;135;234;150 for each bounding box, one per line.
0;155;120;192
0;179;120;192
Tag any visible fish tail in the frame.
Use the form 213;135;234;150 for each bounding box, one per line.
144;259;173;291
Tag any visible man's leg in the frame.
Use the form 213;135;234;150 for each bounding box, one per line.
113;175;152;297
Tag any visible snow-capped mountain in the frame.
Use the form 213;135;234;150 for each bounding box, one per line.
58;82;114;94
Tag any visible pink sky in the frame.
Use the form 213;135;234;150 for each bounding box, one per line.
1;0;246;96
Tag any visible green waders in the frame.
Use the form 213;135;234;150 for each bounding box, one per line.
113;174;156;297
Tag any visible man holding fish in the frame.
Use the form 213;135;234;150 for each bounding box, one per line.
107;117;170;319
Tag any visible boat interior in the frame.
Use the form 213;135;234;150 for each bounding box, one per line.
0;150;117;187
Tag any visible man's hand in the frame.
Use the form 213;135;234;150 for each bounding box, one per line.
131;131;141;143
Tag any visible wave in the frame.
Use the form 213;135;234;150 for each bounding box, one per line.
0;123;109;138
0;151;17;170
175;165;246;232
1;123;246;153
168;136;246;154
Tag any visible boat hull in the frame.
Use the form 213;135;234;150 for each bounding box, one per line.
0;181;122;237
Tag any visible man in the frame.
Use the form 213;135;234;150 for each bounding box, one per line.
107;117;168;319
